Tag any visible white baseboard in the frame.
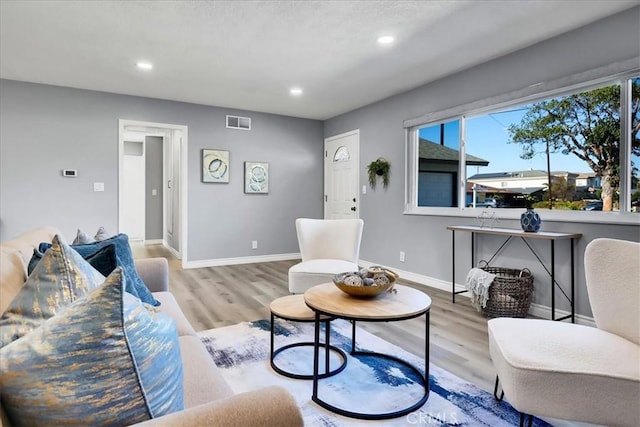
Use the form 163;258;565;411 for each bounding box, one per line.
144;239;163;245
359;260;469;296
162;241;182;260
528;302;595;327
360;259;595;326
184;253;300;269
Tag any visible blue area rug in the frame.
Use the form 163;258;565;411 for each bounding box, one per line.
199;319;551;426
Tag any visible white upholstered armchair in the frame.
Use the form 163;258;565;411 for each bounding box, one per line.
288;218;364;294
488;238;640;426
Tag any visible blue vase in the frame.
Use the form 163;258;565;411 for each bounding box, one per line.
520;207;541;232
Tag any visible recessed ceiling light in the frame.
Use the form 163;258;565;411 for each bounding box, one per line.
136;61;153;70
377;35;394;45
290;88;303;96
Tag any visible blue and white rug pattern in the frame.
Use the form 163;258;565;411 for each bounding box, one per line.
199;319;551;426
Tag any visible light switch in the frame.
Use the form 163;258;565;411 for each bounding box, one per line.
152;189;157;196
362;185;367;195
93;182;105;192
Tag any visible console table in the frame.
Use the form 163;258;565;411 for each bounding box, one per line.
447;225;582;323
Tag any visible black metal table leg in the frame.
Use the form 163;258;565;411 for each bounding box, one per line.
471;232;475;269
270;308;346;380
571;238;575;323
312;311;320;399
452;230;456;303
424;310;430;395
551;240;555;321
312;311;430;420
270;312;275;360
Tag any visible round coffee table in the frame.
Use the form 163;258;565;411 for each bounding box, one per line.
269;294;347;379
304;283;432;420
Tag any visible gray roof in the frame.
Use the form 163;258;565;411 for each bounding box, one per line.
419;139;488;166
468;170;580;180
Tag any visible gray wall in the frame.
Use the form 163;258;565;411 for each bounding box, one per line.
0;81;324;261
1;8;638;317
324;8;640;318
145;136;163;240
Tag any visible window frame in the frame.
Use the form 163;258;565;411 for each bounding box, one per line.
404;68;640;225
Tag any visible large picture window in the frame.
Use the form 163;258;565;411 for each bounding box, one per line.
408;74;639;218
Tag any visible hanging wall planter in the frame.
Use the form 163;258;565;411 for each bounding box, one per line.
367;157;391;190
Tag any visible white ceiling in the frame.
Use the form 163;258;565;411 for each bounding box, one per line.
1;1;638;120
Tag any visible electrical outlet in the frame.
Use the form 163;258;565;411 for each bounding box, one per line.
252;240;258;249
399;251;405;262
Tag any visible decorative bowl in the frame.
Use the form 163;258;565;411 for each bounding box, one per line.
333;267;399;298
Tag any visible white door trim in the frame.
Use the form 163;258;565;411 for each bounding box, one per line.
325;129;360;143
118;119;189;267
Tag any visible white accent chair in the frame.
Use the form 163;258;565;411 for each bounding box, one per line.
288;218;364;294
488;238;640;426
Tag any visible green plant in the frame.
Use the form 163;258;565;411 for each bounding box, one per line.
367;158;390;189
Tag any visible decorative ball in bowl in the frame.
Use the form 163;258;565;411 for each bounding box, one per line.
333;266;399;298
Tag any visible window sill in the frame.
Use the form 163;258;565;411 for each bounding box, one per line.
403;205;640;226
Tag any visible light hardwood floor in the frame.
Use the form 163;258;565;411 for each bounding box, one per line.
133;244;497;393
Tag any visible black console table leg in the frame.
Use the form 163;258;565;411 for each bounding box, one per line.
571;238;575;323
551;240;555;321
451;230;456;303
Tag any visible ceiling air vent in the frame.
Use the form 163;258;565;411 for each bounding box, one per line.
226;115;251;130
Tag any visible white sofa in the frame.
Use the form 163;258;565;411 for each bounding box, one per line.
0;226;303;427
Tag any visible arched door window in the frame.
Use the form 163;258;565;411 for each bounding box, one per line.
333;146;350;162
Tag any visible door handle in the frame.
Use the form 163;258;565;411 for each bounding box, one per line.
352;198;356;202
350;206;357;212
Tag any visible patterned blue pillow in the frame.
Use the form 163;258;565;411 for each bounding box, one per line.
0;267;184;426
0;235;105;348
37;233;160;307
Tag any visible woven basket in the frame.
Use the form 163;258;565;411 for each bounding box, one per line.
481;266;534;318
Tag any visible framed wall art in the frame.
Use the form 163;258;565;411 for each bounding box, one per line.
244;162;269;194
202;149;229;183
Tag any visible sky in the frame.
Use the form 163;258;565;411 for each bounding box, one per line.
466;109;593;175
419;106;640;177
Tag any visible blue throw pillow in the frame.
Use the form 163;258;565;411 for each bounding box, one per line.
37;234;159;307
0;235;105;348
0;267;184;425
28;243;117;278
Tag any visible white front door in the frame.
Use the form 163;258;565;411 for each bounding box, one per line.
324;130;359;219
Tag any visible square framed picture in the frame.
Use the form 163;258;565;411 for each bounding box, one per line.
244;162;269;194
202;149;229;183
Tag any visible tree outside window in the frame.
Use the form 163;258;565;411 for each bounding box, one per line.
508;79;639;211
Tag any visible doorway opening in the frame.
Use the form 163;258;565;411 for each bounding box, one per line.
118;119;188;263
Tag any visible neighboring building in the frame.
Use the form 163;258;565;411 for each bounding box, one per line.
575;172;601;190
468;169;580;194
418;138;489;207
466;169;601;207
